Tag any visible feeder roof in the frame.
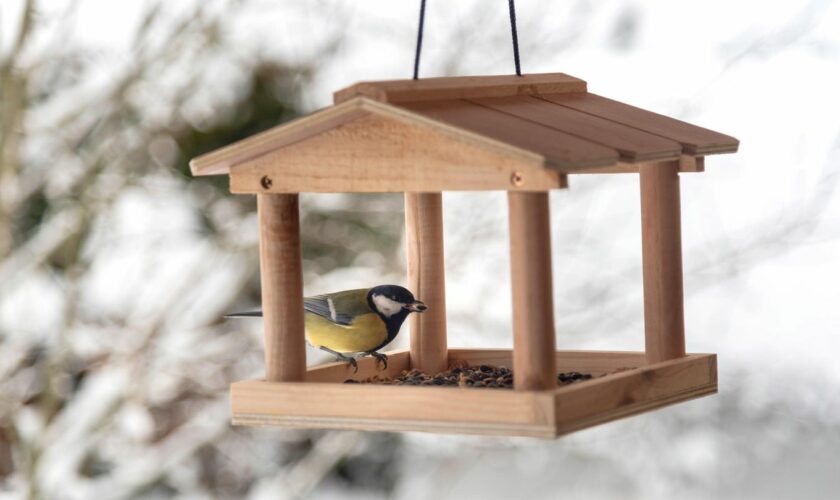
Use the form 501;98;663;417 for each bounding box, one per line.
190;73;738;193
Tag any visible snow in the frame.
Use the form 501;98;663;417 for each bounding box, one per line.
2;0;840;498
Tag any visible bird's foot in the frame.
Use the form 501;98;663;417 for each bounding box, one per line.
320;347;358;373
339;355;359;373
364;351;388;371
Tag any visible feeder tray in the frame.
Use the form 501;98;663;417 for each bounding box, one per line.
191;73;737;438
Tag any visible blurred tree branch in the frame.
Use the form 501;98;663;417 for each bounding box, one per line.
0;1;400;498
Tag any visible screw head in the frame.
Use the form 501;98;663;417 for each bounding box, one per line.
260;176;273;189
510;171;524;187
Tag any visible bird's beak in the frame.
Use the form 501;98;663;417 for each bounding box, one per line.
404;300;427;313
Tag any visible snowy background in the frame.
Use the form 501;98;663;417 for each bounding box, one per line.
1;0;839;498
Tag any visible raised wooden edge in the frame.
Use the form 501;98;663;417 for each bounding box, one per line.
231;377;557;438
230;350;717;438
231;414;558;438
333;73;587;105
573;155;704;174
305;349;412;382
552;353;716;436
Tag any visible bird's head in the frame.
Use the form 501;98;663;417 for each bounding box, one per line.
367;285;427;318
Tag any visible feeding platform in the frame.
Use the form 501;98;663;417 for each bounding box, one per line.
191;73;737;438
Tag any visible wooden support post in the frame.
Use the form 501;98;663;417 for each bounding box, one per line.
258;193;306;382
639;161;686;364
508;191;557;391
405;192;448;375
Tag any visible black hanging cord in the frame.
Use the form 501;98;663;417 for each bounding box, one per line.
508;0;522;76
413;0;427;79
412;0;522;79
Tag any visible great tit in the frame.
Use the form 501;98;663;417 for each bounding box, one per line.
228;285;427;371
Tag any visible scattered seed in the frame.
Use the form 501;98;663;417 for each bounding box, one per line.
557;371;594;384
345;364;607;389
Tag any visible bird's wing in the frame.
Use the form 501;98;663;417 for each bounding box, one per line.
304;288;371;326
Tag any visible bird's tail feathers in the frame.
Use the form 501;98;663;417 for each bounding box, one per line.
224;311;263;318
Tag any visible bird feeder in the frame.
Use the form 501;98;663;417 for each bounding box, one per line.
190;73;738;438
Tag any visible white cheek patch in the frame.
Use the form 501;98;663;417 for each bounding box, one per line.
372;294;403;318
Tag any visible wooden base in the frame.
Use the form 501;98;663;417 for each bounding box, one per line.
230;349;717;438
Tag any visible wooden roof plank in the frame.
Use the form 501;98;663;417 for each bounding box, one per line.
468;95;683;163
538;93;739;156
400;99;619;170
334;73;586;105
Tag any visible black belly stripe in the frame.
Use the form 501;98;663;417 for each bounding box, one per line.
369;309;412;352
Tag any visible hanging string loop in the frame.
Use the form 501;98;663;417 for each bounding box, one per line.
508;0;522;76
412;0;524;79
413;0;427;79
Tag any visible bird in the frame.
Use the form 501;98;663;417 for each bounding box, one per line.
227;285;427;372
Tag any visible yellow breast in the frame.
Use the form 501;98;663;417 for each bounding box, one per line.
304;311;388;354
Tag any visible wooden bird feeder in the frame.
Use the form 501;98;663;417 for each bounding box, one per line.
191;73;738;438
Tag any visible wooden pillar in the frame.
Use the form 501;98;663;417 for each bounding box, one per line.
258;193;307;382
508;191;557;390
405;192;448;375
639;161;686;364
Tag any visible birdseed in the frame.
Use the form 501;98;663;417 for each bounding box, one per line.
343;363;595;388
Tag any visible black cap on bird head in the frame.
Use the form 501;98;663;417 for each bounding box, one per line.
366;285;427;318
